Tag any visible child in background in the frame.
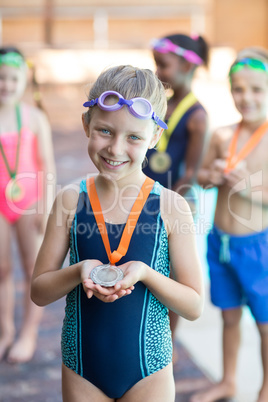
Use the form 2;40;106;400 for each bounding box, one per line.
31;65;204;402
143;33;209;202
143;33;209;354
191;48;268;402
0;47;56;363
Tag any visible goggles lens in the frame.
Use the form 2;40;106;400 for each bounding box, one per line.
229;58;268;75
83;90;168;129
132;99;151;115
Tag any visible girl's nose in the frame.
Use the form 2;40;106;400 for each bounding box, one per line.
242;90;251;102
108;136;124;156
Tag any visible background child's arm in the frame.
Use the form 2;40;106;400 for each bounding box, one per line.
33;106;56;222
197;130;226;188
172;108;208;194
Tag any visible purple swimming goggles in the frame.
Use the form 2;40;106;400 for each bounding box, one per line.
83;90;168;129
152;38;203;65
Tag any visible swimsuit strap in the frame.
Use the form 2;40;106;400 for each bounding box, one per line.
86;177;155;265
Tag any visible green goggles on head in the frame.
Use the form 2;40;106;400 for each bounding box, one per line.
229;57;268;76
0;52;25;68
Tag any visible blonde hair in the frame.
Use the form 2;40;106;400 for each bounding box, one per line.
84;65;167;128
236;47;268;63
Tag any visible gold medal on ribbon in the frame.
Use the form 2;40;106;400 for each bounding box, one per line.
148;152;172;173
148;92;198;174
5;178;25;202
0;104;23;202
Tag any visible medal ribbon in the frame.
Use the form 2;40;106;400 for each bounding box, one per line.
0;104;22;179
87;177;155;265
157;91;197;152
225;121;268;173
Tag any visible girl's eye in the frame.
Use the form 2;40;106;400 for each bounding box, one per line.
252;87;263;93
129;135;140;141
101;128;110;135
232;87;243;93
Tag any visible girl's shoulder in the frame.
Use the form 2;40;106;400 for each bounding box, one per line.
54;181;81;214
160;186;192;235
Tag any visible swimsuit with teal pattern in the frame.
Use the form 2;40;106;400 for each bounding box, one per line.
61;180;172;399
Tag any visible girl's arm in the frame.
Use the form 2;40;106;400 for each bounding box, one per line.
197;130;226;188
172;108;208;195
31;185;83;306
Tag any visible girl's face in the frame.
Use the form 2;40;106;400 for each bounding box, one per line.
231;68;268;123
83;106;161;184
0;64;26;106
153;50;187;89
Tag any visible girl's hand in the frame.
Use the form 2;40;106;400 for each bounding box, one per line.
81;260;135;302
114;261;146;291
80;259;103;299
208;159;227;186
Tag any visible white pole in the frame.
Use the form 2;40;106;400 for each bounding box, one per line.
0;14;2;46
93;9;108;49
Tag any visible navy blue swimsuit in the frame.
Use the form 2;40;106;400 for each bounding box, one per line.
143;103;204;189
61;180;172;399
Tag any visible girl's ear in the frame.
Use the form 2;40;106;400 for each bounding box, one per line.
148;127;164;149
82;113;90;137
181;58;195;73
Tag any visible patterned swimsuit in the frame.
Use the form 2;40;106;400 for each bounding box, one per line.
61;180;172;399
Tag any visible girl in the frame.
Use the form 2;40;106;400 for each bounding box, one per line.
31;65;204;402
191;48;268;402
143;33;209;350
143;33;209;201
0;47;56;363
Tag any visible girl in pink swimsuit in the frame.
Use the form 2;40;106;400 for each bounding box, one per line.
0;47;56;363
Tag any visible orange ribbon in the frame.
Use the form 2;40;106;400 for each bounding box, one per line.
86;177;155;265
225;121;268;173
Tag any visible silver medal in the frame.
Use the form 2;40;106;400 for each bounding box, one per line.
90;264;124;287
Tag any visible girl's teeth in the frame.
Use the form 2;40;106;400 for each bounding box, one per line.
106;159;123;166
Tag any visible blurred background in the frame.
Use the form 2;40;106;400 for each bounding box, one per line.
1;0;267;130
0;1;267;401
2;0;268;129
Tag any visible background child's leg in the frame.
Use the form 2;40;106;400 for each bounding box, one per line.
190;307;242;402
221;308;242;387
0;215;14;360
257;323;268;402
7;212;43;363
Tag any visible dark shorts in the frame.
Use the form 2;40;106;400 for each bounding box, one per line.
207;226;268;323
